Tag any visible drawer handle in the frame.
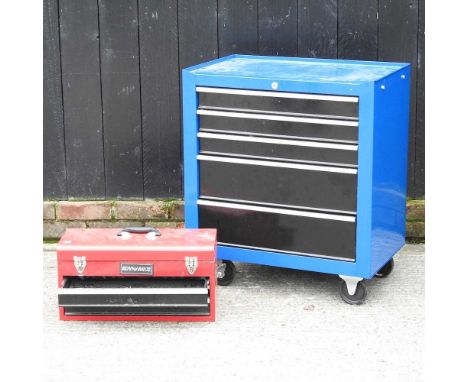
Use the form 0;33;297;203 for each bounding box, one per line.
197;154;358;174
58;288;208;295
196;86;359;103
197;132;358;151
197;109;358;127
197;199;356;222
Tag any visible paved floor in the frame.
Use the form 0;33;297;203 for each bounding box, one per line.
44;245;424;382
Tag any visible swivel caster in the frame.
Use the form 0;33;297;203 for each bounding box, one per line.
339;275;367;305
375;258;394;278
217;260;236;286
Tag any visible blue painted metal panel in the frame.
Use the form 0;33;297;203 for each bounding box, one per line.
354;84;376;278
217;245;360;277
190;54;408;84
370;66;412;276
181;71;199;228
182;55;411;280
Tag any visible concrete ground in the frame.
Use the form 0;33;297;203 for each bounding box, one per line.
44;245;424;382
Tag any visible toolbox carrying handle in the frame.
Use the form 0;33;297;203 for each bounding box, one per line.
117;227;161;236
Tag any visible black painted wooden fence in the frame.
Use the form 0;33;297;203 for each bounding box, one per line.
44;0;425;200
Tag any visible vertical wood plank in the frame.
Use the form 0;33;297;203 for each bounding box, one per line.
378;0;419;197
298;0;337;58
59;0;105;199
44;0;67;199
338;0;378;60
218;0;258;56
139;0;181;198
177;0;218;197
258;0;298;56
178;0;218;69
98;0;143;199
414;0;425;197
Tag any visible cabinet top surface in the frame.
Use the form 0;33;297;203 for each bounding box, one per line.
188;55;409;85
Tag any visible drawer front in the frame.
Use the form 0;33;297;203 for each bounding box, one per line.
199;155;357;213
197;87;359;119
198;200;356;261
198;111;358;143
63;306;210;316
198;132;358;166
59;277;210;316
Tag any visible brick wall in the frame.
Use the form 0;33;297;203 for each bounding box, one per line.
43;200;184;239
43;199;425;241
405;199;425;240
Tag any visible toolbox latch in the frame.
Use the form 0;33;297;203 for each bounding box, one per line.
185;257;198;275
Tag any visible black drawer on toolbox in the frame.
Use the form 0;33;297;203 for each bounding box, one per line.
198;111;358;143
198;132;358;166
197;87;359;120
58;277;210;316
198;200;356;261
198;155;357;213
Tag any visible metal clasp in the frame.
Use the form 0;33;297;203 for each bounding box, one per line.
185;256;198;275
73;256;87;274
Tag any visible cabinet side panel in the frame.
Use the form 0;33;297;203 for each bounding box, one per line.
370;67;411;275
182;72;200;228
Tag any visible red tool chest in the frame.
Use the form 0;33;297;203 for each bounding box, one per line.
57;227;217;321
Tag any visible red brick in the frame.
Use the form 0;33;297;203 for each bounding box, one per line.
43;202;56;220
57;201;112;220
114;201;166;220
406;200;425;221
43;221;86;239
171;202;184;220
144;221;179;228
406;221;425;238
86;221;145;228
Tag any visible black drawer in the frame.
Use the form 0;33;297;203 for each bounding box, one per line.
198;132;358;166
58;277;210;316
198;155;357;213
197;87;359;120
198;111;358;143
198;200;356;261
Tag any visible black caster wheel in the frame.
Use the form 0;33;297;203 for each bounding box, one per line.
217;260;236;286
339;280;367;305
375;258;394;278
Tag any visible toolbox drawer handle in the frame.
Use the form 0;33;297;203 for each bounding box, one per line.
117;227;161;236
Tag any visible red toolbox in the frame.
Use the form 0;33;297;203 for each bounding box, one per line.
57;227;217;321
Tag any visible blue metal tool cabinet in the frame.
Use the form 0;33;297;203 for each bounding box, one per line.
182;55;411;304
